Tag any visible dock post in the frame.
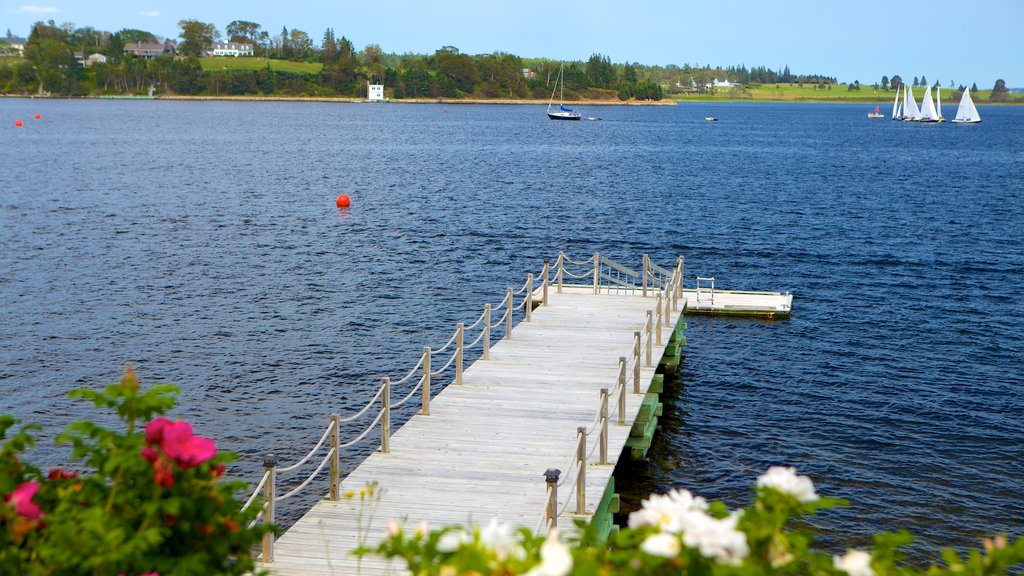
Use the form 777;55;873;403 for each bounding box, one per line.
618;357;626;425
505;288;513;340
599;388;608;465
655;293;663;346
542;259;549;306
262;454;277;562
592;252;600;294
483;304;491;360
642;254;649;297
455;323;464;386
645;311;653;367
329;414;340;501
421;347;431;416
525;274;533;322
664;283;672;325
633;332;641;393
381;377;390;453
544;469;560;530
557;253;564;293
677;255;685;310
575;427;587;514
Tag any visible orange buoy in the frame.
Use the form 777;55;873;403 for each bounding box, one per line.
15;120;23;127
335;194;351;208
34;113;41;119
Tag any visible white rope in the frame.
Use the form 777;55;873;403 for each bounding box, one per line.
466;326;487;349
275;447;335;503
586;431;601;461
240;470;270;512
465;308;487;330
430;348;459;377
489;307;510;330
391;376;424;409
556;450;579;488
431;328;460;355
279;420;335;473
391;355;426;386
337;383;386;423
513;296;528;311
338;409;385;449
536;485;554;535
491;294;510;312
561;268;592;279
514;275;532;295
247;514;261;529
562;254;595;266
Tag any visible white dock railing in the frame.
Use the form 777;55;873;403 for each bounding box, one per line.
240;253;685;562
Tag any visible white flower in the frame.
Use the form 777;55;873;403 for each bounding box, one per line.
756;466;819;503
479;518;524;561
524;529;573;576
679;511;749;566
641;532;682;558
628;488;708;533
385;518;401;538
436;528;471;553
834;550;874;576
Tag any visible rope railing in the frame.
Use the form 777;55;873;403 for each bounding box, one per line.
247;252;685;561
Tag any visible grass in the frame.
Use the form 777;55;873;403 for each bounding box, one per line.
198;57;323;74
670;82;1008;103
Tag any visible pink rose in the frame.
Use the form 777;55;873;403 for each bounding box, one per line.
159;420;216;469
144;417;173;444
6;481;43;520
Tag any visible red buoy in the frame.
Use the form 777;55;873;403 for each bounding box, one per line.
335;194;351;208
15;120;23;127
34;113;41;119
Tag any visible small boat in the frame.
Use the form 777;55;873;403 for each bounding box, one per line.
952;86;981;123
704;116;717;122
936;86;944;121
891;87;903;120
867;105;884;118
919;85;940;122
902;84;922;121
547;63;581;121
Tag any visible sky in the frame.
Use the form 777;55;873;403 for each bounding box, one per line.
4;0;1022;87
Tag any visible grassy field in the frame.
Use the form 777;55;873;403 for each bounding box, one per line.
198;57;323;74
671;82;1004;103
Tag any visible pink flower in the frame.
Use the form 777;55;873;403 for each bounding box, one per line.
145;417;173;444
6;482;43;520
159;420;216;468
140;446;159;464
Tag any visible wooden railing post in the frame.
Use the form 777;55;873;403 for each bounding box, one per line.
262;454;276;562
455;323;464;386
329;414;340;501
599;388;608;465
557;253;564;293
544;468;560;530
483;303;491;360
592;252;600;294
381;377;390;453
664;283;672;325
421;347;431;416
575;427;586;514
618;357;627;425
677;255;684;310
645;311;653;367
525;274;533;322
505;288;513;340
655;293;663;346
642;253;649;297
633;331;641;393
542;259;550;306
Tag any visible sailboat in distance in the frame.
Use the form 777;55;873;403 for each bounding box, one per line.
936;86;944;121
919;85;940;122
891;87;902;120
952;86;982;123
903;85;922;121
547;63;581;121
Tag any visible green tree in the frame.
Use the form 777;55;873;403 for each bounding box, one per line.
225;20;261;44
891;74;902;90
177;20;218;57
920;75;927;87
289;29;313;60
24;21;75;95
432;46;476;93
971;82;978;92
912;76;919;87
321;28;337;61
881;75;889;90
990;78;1008;101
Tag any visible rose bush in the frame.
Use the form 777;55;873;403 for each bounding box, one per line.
360;466;1023;575
0;369;272;575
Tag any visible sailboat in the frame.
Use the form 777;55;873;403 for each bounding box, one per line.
936;86;944;121
891;86;903;120
547;63;581;121
919;85;940;122
902;85;922;121
868;105;884;118
952;86;981;123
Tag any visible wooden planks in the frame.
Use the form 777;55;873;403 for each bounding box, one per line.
264;289;680;575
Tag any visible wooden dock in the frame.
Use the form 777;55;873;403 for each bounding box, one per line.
242;254;788;574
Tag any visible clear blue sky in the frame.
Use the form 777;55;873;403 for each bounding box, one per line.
4;0;1021;87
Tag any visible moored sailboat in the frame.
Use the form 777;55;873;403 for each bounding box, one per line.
547;63;581;121
952;86;981;123
891;88;902;120
902;84;922;121
919;85;940;122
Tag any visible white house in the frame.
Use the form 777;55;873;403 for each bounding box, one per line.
74;51;108;66
367;83;385;101
1;36;27;56
209;42;254;57
706;78;740;89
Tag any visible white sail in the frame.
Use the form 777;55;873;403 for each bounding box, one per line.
953;87;981;123
904;85;922;120
920;85;939;121
936;86;943;120
892;87;901;119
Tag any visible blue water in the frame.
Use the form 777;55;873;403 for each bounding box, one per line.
1;99;1021;560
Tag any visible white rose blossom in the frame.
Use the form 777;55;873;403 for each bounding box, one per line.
629;487;748;565
436;528;471;553
641;532;682;558
834;549;874;576
479;518;525;561
756;466;820;503
680;511;749;566
524;529;573;576
628;488;708;533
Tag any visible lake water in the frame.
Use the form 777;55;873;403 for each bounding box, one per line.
2;99;1021;560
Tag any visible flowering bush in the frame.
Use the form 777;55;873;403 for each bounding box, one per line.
360;466;1023;575
0;369;271;575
